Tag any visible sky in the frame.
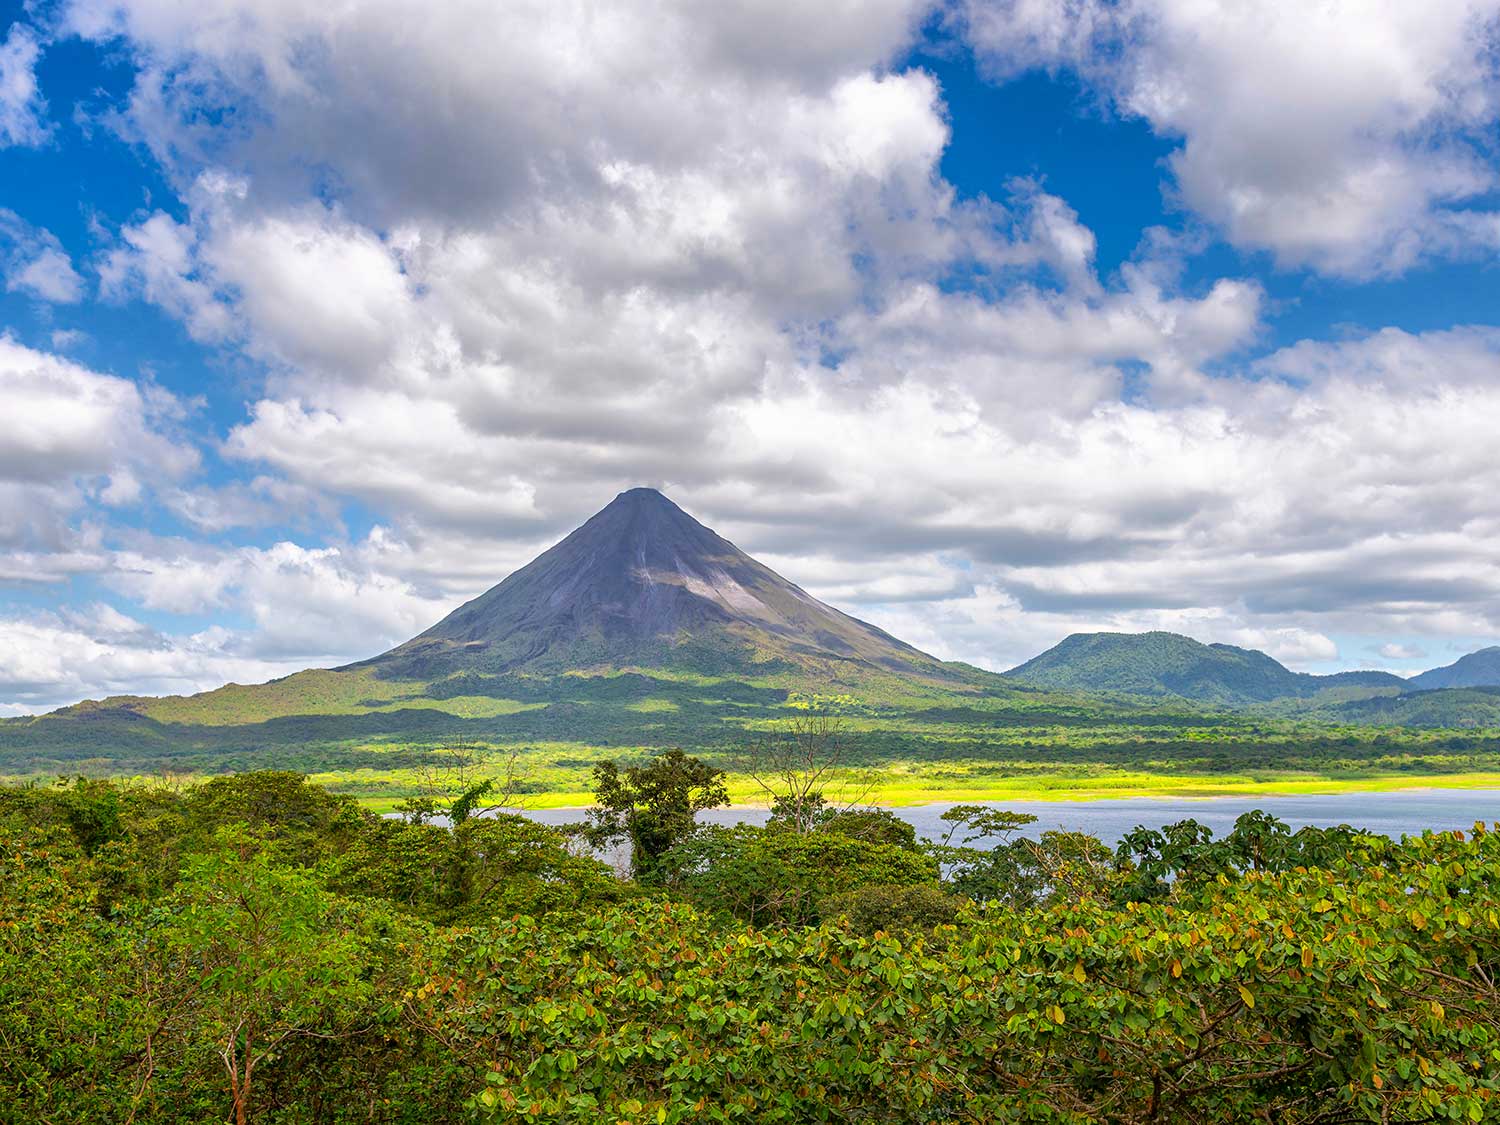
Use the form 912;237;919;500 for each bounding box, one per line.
1;0;1500;713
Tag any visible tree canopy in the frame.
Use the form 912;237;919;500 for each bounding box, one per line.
1;770;1496;1124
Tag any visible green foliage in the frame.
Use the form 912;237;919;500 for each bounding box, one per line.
1327;685;1500;728
808;807;919;849
3;772;1498;1124
142;832;386;1125
184;771;367;856
583;748;728;881
930;805;1117;909
664;823;940;926
817;881;963;936
8;638;1500;812
1116;810;1385;900
327;814;628;924
0;824;141;1122
418;826;1500;1123
1005;629;1409;706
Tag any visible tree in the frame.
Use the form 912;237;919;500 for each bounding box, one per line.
145;831;380;1125
743;711;870;833
0;823;144;1121
930;806;1115;908
327;814;628;924
183;772;366;865
662;823;940;926
1116;817;1223;898
582;749;728;881
394;740;529;826
929;805;1041;905
437;825;1500;1125
1116;813;1386;901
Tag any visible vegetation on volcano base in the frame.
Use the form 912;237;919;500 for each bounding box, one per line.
3;761;1499;1124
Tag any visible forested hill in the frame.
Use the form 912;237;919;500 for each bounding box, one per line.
1326;685;1500;728
1004;630;1406;705
1410;647;1500;690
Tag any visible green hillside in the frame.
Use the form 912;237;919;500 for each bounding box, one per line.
1326;686;1500;728
1410;647;1500;690
1004;631;1405;705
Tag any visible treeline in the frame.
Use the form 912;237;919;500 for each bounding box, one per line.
2;759;1498;1122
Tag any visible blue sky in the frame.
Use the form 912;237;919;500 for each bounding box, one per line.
1;0;1499;711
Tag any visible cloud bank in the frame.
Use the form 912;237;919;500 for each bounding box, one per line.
0;0;1497;708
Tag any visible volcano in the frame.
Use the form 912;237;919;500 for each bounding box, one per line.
7;488;995;765
356;487;962;685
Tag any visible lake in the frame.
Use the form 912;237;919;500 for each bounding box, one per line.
521;788;1500;846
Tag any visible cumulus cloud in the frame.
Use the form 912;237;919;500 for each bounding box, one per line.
0;23;48;147
98;208;234;341
107;537;454;658
960;0;1500;276
1379;642;1427;661
0;527;479;713
0;210;84;303
0;604;313;715
64;0;936;225
0;337;196;549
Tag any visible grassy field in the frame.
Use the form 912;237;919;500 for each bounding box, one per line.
337;769;1500;815
10;737;1499;813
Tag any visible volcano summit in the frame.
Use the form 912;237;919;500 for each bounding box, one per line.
357;487;965;686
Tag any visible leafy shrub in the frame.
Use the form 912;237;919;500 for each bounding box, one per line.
327;813;629;923
664;823;940;926
814;808;919;849
818;881;963;935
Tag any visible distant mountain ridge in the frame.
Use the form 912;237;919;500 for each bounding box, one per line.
1409;647;1500;690
1003;631;1407;706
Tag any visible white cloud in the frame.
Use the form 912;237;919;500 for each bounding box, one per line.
98;210;234;341
961;0;1500;276
49;328;88;350
0;210;84;303
0;23;48;147
10;247;84;303
0;605;314;715
1380;642;1427;661
0;337;195;540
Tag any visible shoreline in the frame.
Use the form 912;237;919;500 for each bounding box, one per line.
350;772;1500;814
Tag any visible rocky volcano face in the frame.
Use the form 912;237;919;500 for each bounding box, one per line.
358;488;961;684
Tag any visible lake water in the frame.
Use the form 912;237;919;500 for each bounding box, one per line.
521;788;1500;846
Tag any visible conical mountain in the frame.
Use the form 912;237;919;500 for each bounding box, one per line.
357;487;962;685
